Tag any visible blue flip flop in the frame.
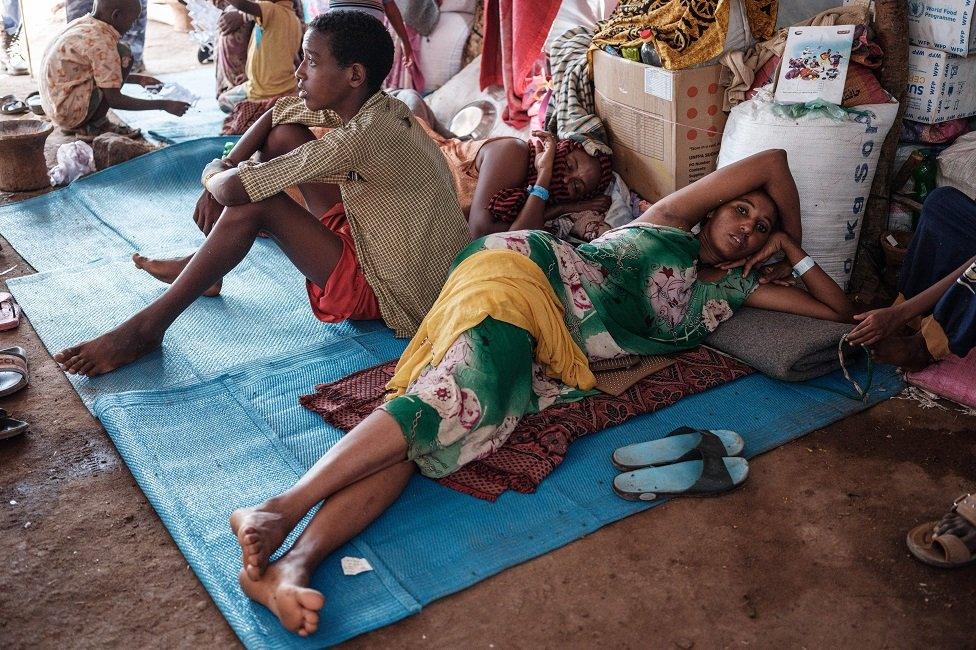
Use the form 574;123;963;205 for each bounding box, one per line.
613;456;749;501
611;426;744;471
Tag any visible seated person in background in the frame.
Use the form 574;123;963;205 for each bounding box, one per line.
217;0;304;113
55;11;470;377
213;0;254;99
228;148;853;636
847;187;976;370
38;0;189;137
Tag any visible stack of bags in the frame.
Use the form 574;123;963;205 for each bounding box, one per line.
890;1;976;232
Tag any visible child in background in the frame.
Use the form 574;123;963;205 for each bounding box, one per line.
38;0;190;137
216;0;304;113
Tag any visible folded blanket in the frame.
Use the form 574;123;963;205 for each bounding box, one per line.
705;307;857;382
301;346;752;501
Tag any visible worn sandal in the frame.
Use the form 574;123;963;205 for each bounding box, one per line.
612;426;744;471
0;95;28;115
0;346;29;397
0;409;28;441
906;493;976;569
613;456;749;501
0;292;21;331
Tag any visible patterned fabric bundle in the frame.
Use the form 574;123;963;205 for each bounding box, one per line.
486;140;613;223
591;0;778;71
544;26;612;155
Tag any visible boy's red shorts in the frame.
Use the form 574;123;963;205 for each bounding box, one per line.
306;203;382;323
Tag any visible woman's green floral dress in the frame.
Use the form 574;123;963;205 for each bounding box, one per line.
382;224;759;478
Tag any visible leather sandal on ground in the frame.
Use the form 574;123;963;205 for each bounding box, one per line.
25;91;44;116
0;409;28;441
613;456;749;502
0;95;28;115
612;426;744;471
906;494;976;569
0;346;29;398
0;292;21;332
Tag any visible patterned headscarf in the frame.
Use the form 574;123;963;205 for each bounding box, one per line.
487;140;613;224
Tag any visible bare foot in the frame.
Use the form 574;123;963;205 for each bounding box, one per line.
239;560;324;637
870;333;933;372
54;315;164;377
230;503;295;581
132;253;222;297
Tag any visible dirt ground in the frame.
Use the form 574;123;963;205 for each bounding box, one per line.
1;5;975;648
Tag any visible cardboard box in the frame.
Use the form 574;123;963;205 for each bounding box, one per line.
592;50;727;202
904;45;976;123
907;0;976;56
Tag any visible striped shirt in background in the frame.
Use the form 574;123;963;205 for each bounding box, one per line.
236;93;470;337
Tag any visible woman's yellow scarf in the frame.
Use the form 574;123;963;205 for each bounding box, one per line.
387;250;596;397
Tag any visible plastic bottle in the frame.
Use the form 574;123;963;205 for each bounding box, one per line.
913;151;937;204
640;42;662;67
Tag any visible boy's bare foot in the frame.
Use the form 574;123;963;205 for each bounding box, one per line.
54;315;164;377
870;333;933;372
238;560;324;637
132;253;222;297
231;503;295;581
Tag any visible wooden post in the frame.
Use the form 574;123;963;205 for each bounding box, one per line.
849;0;909;301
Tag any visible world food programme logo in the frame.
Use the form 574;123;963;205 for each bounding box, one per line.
908;1;925;18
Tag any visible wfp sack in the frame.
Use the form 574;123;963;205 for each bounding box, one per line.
717;98;898;290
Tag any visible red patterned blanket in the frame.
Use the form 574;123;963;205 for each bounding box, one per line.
300;346;752;501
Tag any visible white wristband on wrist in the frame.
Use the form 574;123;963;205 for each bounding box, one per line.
791;255;816;278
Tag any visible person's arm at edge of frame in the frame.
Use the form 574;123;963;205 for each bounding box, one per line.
846;254;976;346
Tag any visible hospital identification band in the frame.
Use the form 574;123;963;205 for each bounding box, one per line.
527;184;550;202
792;255;816;278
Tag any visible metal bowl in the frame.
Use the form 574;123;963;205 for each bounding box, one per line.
448;100;497;141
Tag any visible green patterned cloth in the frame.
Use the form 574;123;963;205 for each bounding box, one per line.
383;225;759;478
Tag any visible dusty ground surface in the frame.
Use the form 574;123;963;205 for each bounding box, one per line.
2;5;975;648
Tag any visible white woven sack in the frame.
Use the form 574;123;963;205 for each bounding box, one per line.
717;98;898;290
937;131;976;200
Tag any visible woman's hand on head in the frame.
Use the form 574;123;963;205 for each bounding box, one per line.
718;231;798;277
530;130;556;177
847;306;908;347
757;260;794;284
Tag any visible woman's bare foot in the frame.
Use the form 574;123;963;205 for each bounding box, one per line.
869;333;933;372
238;559;324;637
230;502;296;581
54;314;164;377
132;253;222;297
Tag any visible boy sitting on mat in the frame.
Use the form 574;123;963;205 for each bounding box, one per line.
54;11;469;377
216;0;304;114
38;0;190;138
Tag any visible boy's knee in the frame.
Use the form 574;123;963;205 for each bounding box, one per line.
264;123;315;156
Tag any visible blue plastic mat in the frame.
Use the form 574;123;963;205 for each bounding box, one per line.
1;136;391;405
115;65;227;144
94;332;902;649
0;137;237;273
0;136;903;647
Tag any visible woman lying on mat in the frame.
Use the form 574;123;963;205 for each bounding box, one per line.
443;129;615;239
393;90;615;239
229;148;854;636
847;187;976;370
